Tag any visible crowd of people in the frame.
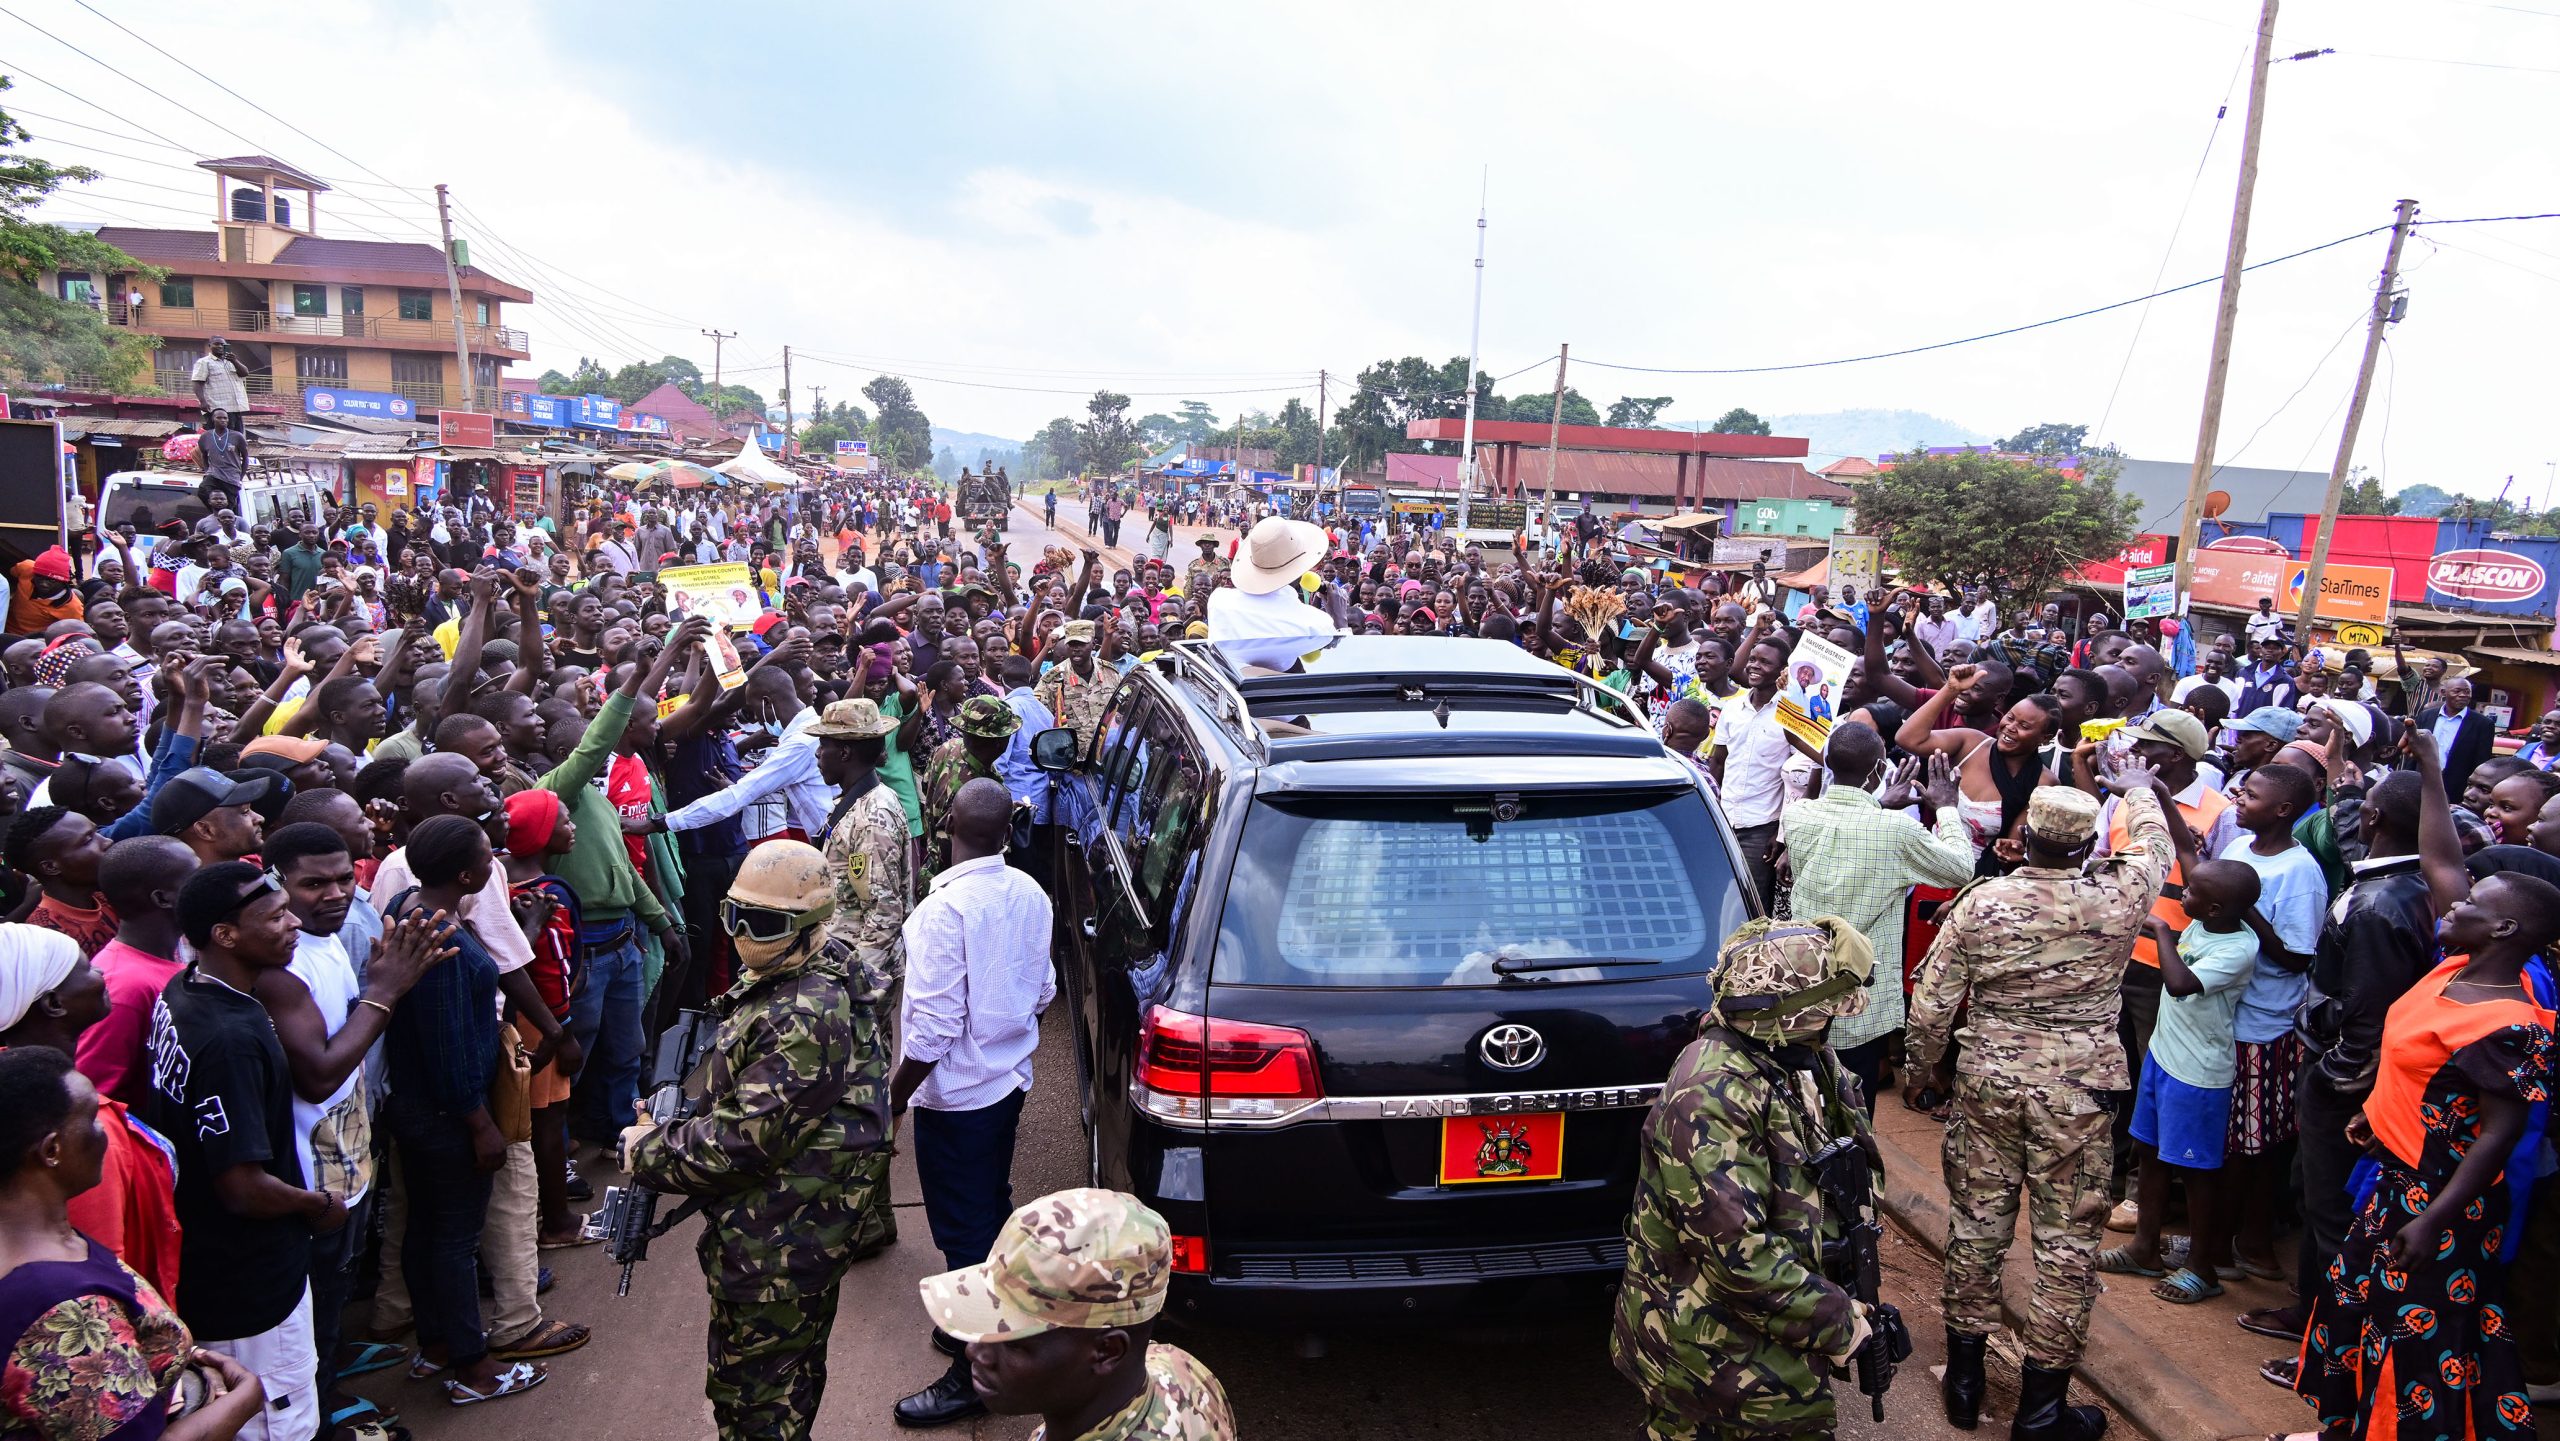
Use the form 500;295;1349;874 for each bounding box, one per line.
0;464;2550;1441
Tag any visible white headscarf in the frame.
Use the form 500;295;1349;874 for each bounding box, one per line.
2311;696;2374;751
0;926;83;1033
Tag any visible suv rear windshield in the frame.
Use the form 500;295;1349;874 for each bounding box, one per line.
1216;789;1747;987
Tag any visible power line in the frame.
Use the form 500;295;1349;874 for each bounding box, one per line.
2340;48;2560;73
1574;224;2393;376
790;354;1318;398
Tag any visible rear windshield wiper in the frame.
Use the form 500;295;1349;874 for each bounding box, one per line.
1489;956;1664;981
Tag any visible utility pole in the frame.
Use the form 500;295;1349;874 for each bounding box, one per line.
1541;345;1570;532
1456;169;1488;530
2170;0;2282;602
809;385;824;430
2292;199;2418;636
1315;368;1328;494
781;345;792;457
433;184;473;412
699;328;736;389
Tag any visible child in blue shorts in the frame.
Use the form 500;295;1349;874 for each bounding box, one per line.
2101;858;2263;1304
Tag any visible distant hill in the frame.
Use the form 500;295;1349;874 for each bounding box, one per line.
933;427;1023;469
1768;409;1990;463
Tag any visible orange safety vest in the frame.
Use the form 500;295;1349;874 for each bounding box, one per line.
2113;784;2232;967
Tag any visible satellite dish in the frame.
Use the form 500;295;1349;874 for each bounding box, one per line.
2202;490;2232;519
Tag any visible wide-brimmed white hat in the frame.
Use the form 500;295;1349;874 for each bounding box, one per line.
1229;516;1329;595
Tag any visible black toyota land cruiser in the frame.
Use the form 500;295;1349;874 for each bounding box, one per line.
1031;635;1754;1324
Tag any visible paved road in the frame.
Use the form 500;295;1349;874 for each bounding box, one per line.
386;1004;2022;1441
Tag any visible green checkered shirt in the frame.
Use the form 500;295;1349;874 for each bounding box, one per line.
1777;785;1979;1051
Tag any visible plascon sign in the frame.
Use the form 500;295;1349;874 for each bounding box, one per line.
2427;548;2548;605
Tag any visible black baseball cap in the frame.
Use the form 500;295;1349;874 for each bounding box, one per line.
151;766;275;837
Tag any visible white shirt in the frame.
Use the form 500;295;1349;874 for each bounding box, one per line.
2173;673;2244;706
285;930;372;1204
1206;584;1340;672
899;853;1055;1112
662;705;836;839
1713;689;1791;828
2246;611;2287;644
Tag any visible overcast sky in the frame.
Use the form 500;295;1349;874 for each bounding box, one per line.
15;0;2557;497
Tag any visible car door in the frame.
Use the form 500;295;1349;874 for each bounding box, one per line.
1058;681;1155;1134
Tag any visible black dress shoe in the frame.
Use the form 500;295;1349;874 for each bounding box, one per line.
892;1362;985;1428
929;1328;966;1359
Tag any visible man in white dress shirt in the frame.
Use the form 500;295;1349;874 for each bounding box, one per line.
889;778;1056;1428
635;668;834;844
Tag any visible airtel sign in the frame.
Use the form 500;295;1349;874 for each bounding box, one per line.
2428;548;2549;605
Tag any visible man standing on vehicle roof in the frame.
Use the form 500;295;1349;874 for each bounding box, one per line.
1905;780;2172;1441
1614;916;1906;1441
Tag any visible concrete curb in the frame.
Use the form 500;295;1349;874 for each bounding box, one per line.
1871;1119;2260;1441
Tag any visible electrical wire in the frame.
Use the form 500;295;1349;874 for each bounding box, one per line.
790;354;1318;399
2212;307;2368;485
2340;49;2560;73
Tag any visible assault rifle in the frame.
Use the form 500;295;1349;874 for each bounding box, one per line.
1810;1132;1913;1421
584;1009;712;1296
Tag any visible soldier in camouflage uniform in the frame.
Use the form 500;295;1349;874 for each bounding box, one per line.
1905;780;2172;1441
621;839;890;1441
918;693;1018;883
919;1187;1235;1440
1032;619;1117;759
1613;916;1898;1440
810;695;913;1257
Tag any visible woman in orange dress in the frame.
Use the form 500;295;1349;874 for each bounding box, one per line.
2291;871;2560;1441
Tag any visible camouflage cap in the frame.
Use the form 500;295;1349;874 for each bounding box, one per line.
2024;784;2101;846
1057;619;1097;643
1708;916;1876;1039
806;696;899;740
916;1188;1171;1343
957;694;1022;739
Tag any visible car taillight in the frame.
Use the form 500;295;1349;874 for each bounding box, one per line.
1169;1235;1209;1273
1135;1006;1323;1124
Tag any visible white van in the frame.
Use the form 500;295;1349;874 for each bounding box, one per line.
94;470;331;560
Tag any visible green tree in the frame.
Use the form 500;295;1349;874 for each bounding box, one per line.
1995;421;2089;456
2338;466;2399;516
802;420;850;454
1272;397;1322;468
1502;389;1600;426
1330;356;1495;471
540;358;611;396
860;374;933;473
1172;399;1220;444
1606;395;1674;428
933;445;958;480
1079;390;1142;475
1712;407;1771;436
1029;416;1081;479
0;81;157;389
1846;451;2138;605
697;382;767;422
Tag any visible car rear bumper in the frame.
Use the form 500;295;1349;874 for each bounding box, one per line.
1162;1236;1627;1327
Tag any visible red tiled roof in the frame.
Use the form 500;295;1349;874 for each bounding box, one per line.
1384;450;1845;503
1818;456;1880;477
93;227;219;264
626;382;725;439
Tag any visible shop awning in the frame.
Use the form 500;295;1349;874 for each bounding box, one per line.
2467;645;2560;669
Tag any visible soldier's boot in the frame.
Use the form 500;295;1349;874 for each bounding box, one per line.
1942;1328;1988;1430
2009;1362;2106;1441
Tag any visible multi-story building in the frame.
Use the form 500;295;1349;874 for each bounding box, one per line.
39;154;532;419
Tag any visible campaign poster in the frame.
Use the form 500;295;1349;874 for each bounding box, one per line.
2122;562;2177;621
1775;632;1854;750
658;562;761;631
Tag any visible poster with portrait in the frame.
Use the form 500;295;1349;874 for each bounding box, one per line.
657;562;760;630
1775;631;1855;750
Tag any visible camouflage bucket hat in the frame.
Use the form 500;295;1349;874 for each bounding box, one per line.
957;694;1021;739
917;1188;1171;1343
1709;916;1877;1039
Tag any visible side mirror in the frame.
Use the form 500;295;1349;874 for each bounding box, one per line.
1030;726;1079;774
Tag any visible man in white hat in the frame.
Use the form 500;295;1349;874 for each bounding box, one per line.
1205;516;1338;670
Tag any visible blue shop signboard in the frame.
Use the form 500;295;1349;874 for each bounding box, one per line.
571;394;621;428
303;388;414;421
501;391;572;427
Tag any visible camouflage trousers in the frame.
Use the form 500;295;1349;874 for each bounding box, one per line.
706;1287;843;1441
852;977;902;1255
1940;1072;2113;1369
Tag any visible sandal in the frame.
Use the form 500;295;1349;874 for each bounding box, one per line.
2161;1236;2245;1281
444;1361;547;1406
2260;1356;2300;1389
2095;1245;2165;1278
335;1342;408;1382
335;1421;410;1441
404;1354;445;1382
2238;1306;2305;1341
489;1318;589;1361
537;1225;601;1250
2152;1266;2226;1304
327;1397;402;1432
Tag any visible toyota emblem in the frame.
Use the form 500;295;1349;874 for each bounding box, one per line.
1480;1024;1546;1071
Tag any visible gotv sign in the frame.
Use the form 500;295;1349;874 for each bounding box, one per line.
2428;548;2547;605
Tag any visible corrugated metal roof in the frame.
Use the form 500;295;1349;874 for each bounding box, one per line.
197;155;331;191
59;418;184;439
93;227;219;264
1384;450;1844;502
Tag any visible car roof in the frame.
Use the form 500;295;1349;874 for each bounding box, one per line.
1153;637;1666;766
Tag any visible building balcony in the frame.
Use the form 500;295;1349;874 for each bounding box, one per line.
100;302;529;358
34;368;505;419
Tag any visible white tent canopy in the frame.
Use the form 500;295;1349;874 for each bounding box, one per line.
714;436;798;487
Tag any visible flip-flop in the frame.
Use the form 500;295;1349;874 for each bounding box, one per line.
489;1318;589;1361
2161;1237;2246;1281
2153;1266;2226;1304
445;1361;547;1407
2260;1356;2301;1390
405;1355;446;1382
335;1342;408;1381
2232;1254;2286;1281
537;1226;601;1250
2238;1307;2305;1341
327;1397;402;1431
2096;1245;2166;1278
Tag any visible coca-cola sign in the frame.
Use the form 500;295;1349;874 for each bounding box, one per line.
2428;548;2548;604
